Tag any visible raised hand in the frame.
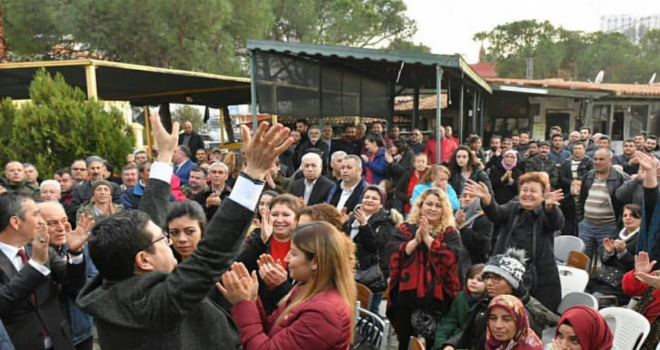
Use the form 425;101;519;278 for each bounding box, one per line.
416;217;429;243
150;112;179;164
613;240;626;254
264;171;276;189
464;180;492;205
602;238;615;254
635;151;657;171
260;208;272;243
340;208;351;225
636;272;660;290
67;214;95;252
384;150;393;163
206;193;221;207
544;189;564;208
258;258;288;290
455;209;466;227
360;154;369;163
242;122;293;181
635;252;656;275
31;225;50;265
354;207;367;226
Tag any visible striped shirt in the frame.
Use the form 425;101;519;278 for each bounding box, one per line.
584;178;616;225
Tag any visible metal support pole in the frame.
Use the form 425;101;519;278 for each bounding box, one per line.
472;92;478;135
412;86;420;130
144;106;153;158
249;50;259;133
84;64;98;99
436;65;443;165
459;80;464;144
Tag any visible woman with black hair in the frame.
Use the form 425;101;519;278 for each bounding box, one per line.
448;146;492;197
362;133;389;185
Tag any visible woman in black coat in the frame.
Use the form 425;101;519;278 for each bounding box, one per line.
464;172;565;312
343;185;400;315
448;146;492;197
488;149;522;205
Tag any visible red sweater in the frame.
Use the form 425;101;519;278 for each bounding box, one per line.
231;286;352;350
424;138;457;165
622;269;660;324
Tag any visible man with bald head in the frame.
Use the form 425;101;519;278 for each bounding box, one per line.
576;148;630;260
177;120;205;154
4;161;40;200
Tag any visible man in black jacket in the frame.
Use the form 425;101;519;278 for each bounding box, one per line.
178;121;205;154
327;155;368;214
77;115;292;350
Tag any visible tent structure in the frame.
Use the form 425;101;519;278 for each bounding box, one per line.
246;40;492;163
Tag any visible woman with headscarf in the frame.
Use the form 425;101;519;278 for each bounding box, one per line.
489;149;522;205
547;305;614;350
485;294;543;350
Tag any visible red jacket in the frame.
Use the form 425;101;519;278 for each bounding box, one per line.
231;285;352;350
622;269;660;324
424;138;457;165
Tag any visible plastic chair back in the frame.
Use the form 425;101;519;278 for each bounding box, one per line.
566;250;590;270
557;292;598;314
555;235;585;264
557;265;589;297
408;336;425;350
600;307;650;350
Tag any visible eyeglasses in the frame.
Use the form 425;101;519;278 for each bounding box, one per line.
143;231;172;251
482;274;502;283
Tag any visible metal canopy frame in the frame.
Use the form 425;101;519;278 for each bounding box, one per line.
246;40;492;164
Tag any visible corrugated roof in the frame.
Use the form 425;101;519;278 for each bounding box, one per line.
394;95;448;112
487;78;660;97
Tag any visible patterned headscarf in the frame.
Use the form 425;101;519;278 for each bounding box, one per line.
555;305;613;350
501;150;518;171
485;294;543;350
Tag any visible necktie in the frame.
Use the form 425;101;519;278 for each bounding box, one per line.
16;249;49;338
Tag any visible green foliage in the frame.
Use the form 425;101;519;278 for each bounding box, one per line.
476;21;660;83
172;105;208;133
0;69;134;177
385;38;431;53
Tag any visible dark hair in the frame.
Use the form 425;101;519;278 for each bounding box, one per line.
257;190;279;221
648;135;658;142
573;141;585;149
449;145;479;171
393;139;410;153
138;160;153;173
344;124;356;131
467;263;485;280
134;150;148;158
364;133;385;148
122;165;138;173
469;136;481;145
190;166;207;177
551;134;563;141
296;119;309;127
270;194;302;213
599;135;611;142
580;126;592;134
520;132;530;137
624;204;642;219
166;201;208;234
636;132;646;138
511;133;519;138
104;161;114;173
297;204;344;231
55;168;72;178
490;135;502;142
528;140;539;147
0;192;29;232
88;210;154;281
624;139;636;145
178;145;192;159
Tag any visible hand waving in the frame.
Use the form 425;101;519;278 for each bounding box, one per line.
67;214;95;252
242;122;293;181
260;208;272;243
216;262;259;305
464;180;492;205
635;252;657;275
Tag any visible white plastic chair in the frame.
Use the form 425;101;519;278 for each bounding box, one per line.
541;292;599;343
555;235;585;264
557;265;589;297
600;307;650;350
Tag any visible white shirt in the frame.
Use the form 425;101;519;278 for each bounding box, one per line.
0;241;52;276
303;178;318;204
337;181;358;211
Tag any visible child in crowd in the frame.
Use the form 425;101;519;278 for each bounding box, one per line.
433;264;486;348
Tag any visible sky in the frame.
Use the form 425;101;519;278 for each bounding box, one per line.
404;0;660;62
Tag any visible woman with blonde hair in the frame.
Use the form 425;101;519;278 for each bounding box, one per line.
219;222;357;350
387;187;462;350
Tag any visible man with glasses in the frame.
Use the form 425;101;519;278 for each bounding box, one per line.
78;115;293;350
408;128;425;154
70;160;88;185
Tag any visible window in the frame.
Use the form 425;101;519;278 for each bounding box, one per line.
591;105;610;135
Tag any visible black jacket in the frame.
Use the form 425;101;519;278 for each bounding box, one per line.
290;176;334;206
327;179;368;214
488;162;522;205
449;167;492;197
458;215;493;265
576;168;630;225
297;140;331;170
178;132;205;153
191;185;232;222
342;209;397;292
559;157;594;192
386;150;414;186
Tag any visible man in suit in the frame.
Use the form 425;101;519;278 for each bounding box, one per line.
77;115;292;350
291;153;334;206
173;145;196;186
327;155;368;214
178;121;205;154
0;192;88;350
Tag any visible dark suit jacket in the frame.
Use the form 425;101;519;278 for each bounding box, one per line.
191;185;232;222
178;132;205;154
78;175;249;349
291;176;334;206
173;159;196;186
0;245;87;350
327;179;368;214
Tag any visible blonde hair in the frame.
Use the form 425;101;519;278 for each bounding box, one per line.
274;222;357;340
408;187;455;234
420;164;451;185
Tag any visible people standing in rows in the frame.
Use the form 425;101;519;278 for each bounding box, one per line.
614;139;640;176
579;126;598;154
395;153;429;214
559;141;593;194
333;124;362;156
387;187;462;350
576;148;630;260
409;128;426;154
362;134;389;185
549;134;571;164
516;132;531;155
525;141;559;189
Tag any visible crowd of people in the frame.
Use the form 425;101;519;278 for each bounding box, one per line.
1;116;660;350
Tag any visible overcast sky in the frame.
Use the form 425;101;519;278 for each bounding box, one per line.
404;0;660;62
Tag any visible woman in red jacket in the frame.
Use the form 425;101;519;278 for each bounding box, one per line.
219;221;357;350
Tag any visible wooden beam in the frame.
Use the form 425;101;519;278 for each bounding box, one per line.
85;64;98;99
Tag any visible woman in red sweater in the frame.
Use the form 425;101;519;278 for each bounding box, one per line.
219;222;357;350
